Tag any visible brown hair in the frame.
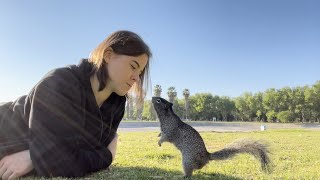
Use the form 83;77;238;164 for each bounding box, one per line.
89;30;151;104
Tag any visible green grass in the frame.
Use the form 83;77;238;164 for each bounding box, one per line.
23;129;320;180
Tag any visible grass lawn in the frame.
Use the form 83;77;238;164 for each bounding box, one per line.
23;129;320;180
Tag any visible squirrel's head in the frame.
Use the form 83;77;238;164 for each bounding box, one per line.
152;97;173;115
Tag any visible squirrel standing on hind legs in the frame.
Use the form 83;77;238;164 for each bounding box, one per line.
152;97;272;177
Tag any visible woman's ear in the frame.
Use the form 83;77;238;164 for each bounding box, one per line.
103;47;113;63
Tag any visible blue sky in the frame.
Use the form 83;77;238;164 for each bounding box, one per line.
0;0;319;102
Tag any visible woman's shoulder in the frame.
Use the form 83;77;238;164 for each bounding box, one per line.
40;60;91;88
27;66;84;103
38;65;84;88
44;67;78;81
24;68;82;102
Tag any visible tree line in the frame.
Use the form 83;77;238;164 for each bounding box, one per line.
124;81;320;123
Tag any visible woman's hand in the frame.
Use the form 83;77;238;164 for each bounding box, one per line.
0;150;34;180
107;134;118;161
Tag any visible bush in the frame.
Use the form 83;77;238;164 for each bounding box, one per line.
266;110;277;122
277;111;295;123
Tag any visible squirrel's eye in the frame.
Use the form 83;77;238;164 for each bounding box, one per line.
156;99;161;103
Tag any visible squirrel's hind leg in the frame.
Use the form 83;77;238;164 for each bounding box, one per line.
182;157;194;177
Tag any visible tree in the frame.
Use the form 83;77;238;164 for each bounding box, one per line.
189;93;217;120
292;86;308;122
154;84;162;97
183;89;190;120
305;81;320;122
173;99;185;119
234;93;252;121
125;94;134;120
266;110;277;122
263;88;281;122
277;111;294;123
142;100;157;120
277;87;292;112
254;92;267;122
216;96;236;121
135;99;144;120
167;86;177;103
150;85;163;120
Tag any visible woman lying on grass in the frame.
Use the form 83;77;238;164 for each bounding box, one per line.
0;30;151;179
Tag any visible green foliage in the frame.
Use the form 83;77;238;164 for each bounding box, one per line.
305;81;320;121
263;88;280;112
277;111;294;123
172;99;185;119
216;96;235;121
266;110;277;122
189;93;218;120
141;100;156;120
129;81;320;122
235;93;252;121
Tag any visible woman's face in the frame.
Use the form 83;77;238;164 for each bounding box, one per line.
105;51;148;96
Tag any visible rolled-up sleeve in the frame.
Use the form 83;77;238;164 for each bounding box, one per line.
28;70;113;177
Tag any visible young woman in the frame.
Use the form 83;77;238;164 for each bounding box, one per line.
0;30;151;179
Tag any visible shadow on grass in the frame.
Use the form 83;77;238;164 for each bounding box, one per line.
21;166;242;180
88;166;242;180
144;153;176;160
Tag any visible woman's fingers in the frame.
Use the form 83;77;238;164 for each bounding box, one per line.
0;164;7;178
2;169;13;180
8;172;19;180
0;151;33;179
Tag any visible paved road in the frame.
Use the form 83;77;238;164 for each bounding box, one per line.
118;121;320;132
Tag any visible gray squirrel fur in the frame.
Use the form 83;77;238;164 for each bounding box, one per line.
152;97;271;177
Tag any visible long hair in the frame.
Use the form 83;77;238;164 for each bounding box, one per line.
89;30;152;105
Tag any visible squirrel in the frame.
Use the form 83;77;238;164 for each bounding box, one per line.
152;97;271;177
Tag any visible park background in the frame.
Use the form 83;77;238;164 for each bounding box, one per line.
1;0;320;123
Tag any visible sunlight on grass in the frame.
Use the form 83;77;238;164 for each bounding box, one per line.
22;129;320;180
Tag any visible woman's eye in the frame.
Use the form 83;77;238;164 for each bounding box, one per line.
131;65;136;70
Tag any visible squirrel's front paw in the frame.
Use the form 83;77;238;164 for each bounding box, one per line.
158;141;162;146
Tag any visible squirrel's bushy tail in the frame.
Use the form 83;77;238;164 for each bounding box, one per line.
209;138;272;172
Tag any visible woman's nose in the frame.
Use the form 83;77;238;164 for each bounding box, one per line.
131;72;140;82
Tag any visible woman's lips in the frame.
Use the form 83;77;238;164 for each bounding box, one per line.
126;83;132;88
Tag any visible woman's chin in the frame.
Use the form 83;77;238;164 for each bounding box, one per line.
114;90;128;97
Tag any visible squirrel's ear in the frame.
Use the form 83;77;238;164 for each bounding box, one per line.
166;102;173;109
164;102;173;110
